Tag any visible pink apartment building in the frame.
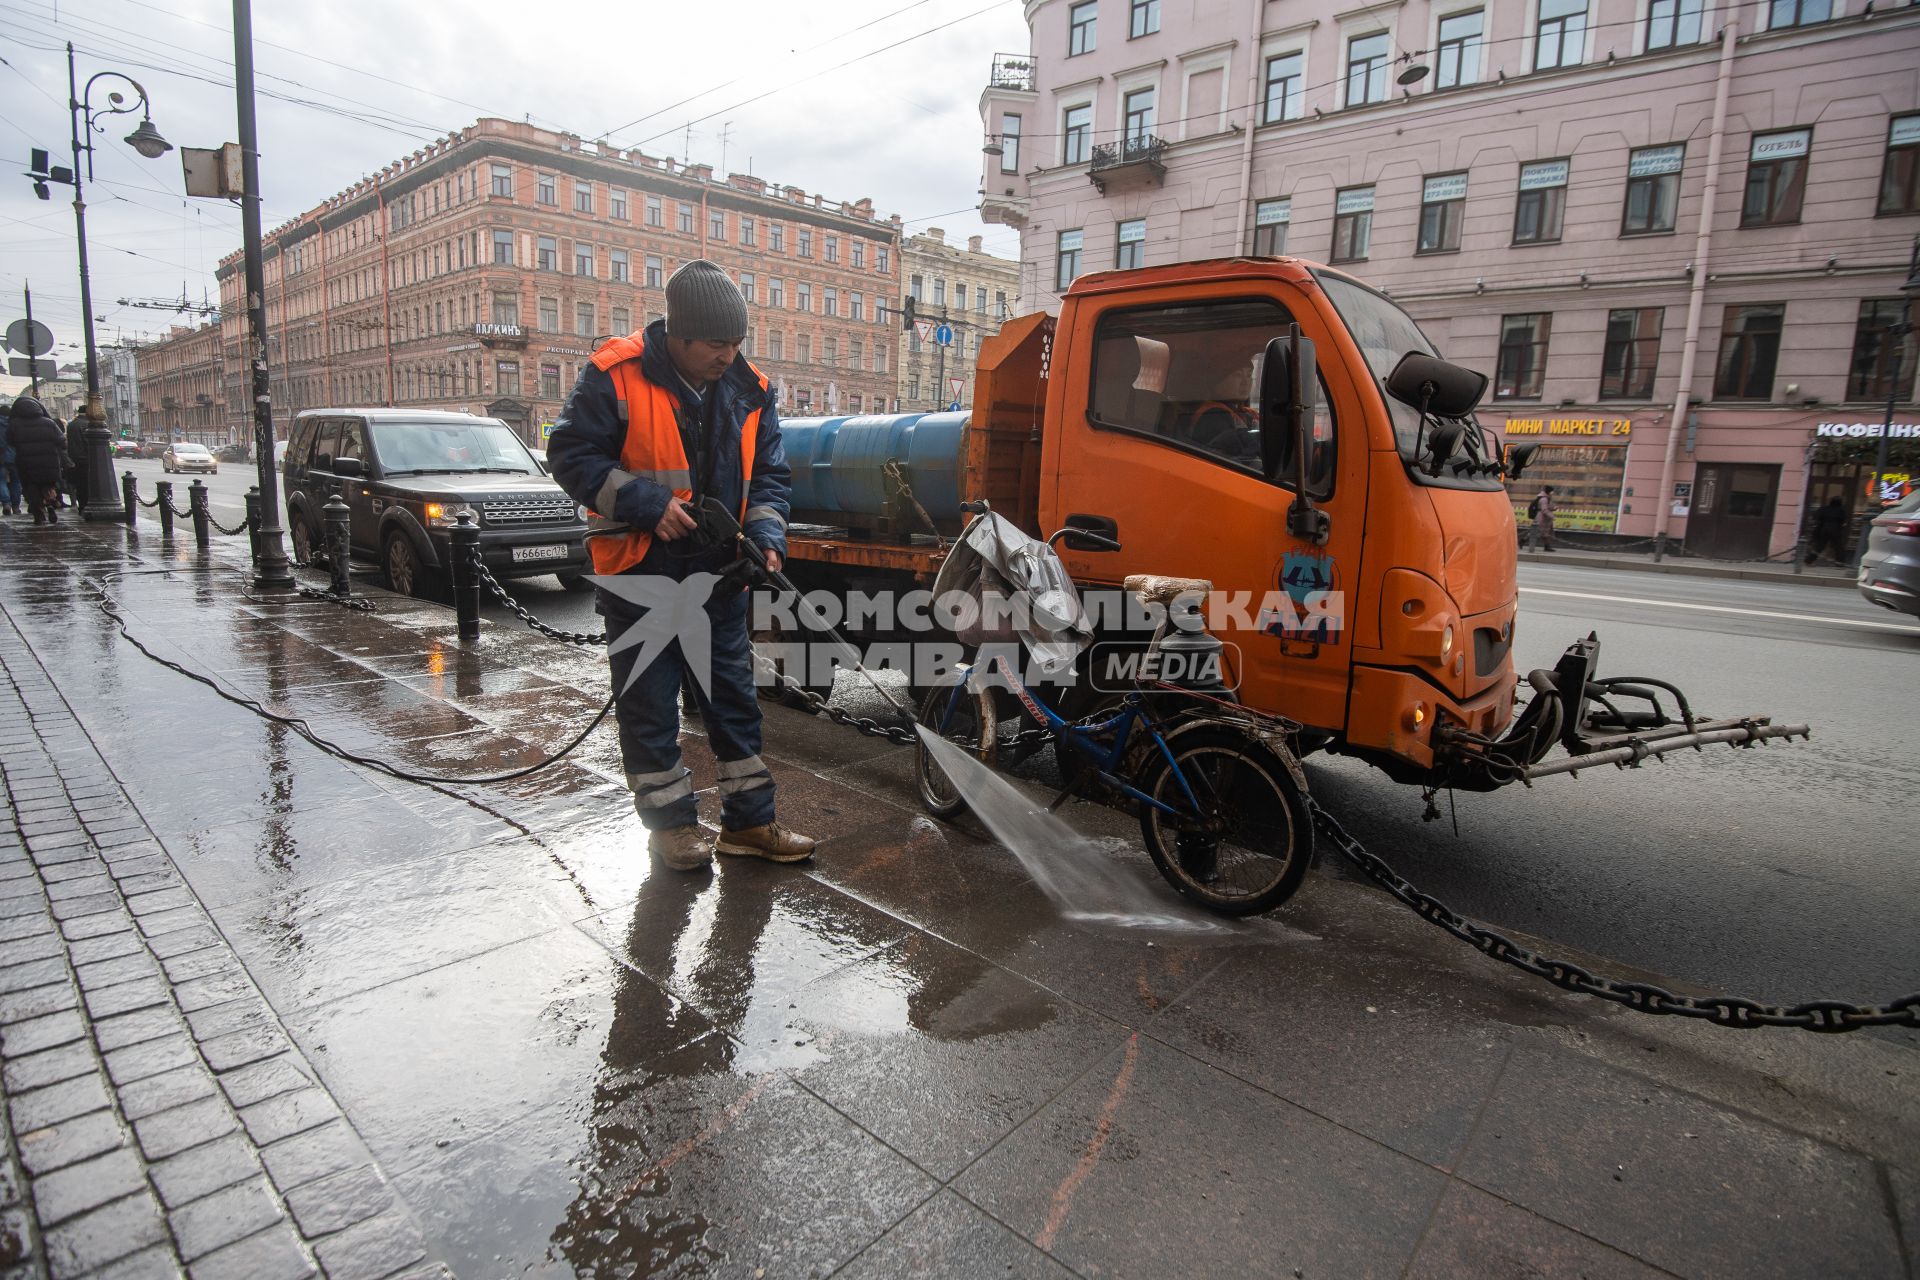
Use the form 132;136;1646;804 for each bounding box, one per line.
979;0;1920;557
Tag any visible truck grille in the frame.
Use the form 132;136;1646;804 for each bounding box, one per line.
481;496;577;527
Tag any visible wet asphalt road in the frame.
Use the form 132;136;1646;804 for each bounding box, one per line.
118;454;260;526
484;560;1920;1018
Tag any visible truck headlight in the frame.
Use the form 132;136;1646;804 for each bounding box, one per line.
424;502;475;527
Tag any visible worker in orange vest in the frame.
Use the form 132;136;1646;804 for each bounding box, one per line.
548;261;814;872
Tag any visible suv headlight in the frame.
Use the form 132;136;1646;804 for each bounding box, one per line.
576;503;589;522
424;502;476;528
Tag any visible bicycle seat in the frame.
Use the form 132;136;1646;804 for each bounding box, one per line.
1125;574;1212;604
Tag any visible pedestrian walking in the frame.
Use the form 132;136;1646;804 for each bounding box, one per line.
548;260;815;873
8;398;70;525
1806;496;1848;565
1527;484;1558;551
64;413;90;510
0;403;23;516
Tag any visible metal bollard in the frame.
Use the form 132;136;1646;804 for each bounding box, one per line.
189;480;211;548
322;496;352;597
449;511;482;642
155;480;174;539
243;488;263;566
121;472;138;527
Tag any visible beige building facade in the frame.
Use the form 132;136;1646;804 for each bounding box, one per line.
133;324;225;444
897;228;1022;411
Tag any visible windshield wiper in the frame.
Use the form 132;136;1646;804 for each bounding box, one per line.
381;467;466;477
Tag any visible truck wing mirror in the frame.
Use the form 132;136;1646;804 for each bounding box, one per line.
1260;327;1329;545
1385;352;1488;418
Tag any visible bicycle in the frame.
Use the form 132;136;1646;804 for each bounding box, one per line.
913;507;1313;917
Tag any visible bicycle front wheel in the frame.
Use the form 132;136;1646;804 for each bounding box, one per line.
915;683;999;819
1137;728;1311;916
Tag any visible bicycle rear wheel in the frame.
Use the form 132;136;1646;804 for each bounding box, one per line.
915;683;1000;819
1137;728;1311;916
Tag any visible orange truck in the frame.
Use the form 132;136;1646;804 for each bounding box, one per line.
774;257;1801;791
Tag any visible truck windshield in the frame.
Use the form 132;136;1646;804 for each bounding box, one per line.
369;420;540;475
1315;271;1501;489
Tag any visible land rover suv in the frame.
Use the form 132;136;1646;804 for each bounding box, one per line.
282;409;589;597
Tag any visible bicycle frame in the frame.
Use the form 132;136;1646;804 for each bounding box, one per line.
932;658;1203;820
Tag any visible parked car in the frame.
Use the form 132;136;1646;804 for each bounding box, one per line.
1857;488;1920;619
281;409;589;597
111;440;139;458
214;443;250;463
163;442;218;474
137;439;168;459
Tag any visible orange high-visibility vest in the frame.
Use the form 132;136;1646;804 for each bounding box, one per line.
585;332;765;575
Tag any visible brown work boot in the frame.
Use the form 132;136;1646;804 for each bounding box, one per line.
715;822;816;863
649;825;714;872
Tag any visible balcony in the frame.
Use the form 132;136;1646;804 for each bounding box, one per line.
988;53;1035;92
1089;135;1168;194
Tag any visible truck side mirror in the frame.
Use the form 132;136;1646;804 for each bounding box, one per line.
1385;352;1487;418
1260;327;1330;545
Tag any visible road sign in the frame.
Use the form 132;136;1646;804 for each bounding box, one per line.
948;402;962;412
913;320;934;344
934;324;954;347
948;377;965;400
7;358;56;380
540;422;556;440
5;319;54;357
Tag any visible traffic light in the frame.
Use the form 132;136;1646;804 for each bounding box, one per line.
901;295;916;332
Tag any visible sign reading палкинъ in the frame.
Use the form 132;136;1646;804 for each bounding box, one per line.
1504;418;1632;437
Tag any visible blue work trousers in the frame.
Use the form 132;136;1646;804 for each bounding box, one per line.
602;579;776;832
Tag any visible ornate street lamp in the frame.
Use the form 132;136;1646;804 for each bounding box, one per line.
27;43;173;521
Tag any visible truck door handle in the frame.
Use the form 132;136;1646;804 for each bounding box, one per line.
1064;514;1119;541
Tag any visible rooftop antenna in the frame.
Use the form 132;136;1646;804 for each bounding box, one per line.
720;121;732;175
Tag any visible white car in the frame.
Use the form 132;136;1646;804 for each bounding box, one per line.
163;442;218;474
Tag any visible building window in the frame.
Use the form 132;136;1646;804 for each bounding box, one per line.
1417;173;1467;254
492;229;514;265
709;210;726;241
908;375;921;401
825;287;839;317
1252;198;1291;254
1495;313;1552;399
645;255;663;288
575;242;595;276
769;278;784;308
934;278;947;306
769;331;784;360
1623;144;1684;234
851;337;864;368
1714;303;1785;399
1056;229;1084;290
576;302;595;337
875;344;888;373
1123;87;1156;146
610;249;629;283
798;335;811;364
956;284;968;311
878;247;890;273
1435;10;1484;88
975;288;987;314
1346;33;1389;107
850;394;863;413
1535;0;1587;70
496;360;521;396
1263;52;1304;124
1063;104;1093;165
537;173;556;205
1601;307;1663;399
610;188;628;220
537;236;558;271
797;282;812;312
1742;128;1811;227
825;337;838;366
1115;219;1146;269
1879;115;1920;215
799;229;814;258
740;217;755;247
854;240;868;269
1331;186;1374;262
574;181;594;213
490;164;513;197
540;363;561;399
851;291;864;321
771;223;785;252
1514;159;1569;243
612;306;630;333
1000;113;1022;172
1768;0;1830;29
1646;0;1703;50
1130;0;1159;37
826;236;840;264
538;297;558;331
741;272;756;303
1069;0;1097;55
678;203;695;234
911;273;925;302
1847;299;1918;401
646;195;663;227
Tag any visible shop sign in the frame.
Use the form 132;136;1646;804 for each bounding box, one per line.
1336;188;1375;215
1750;129;1810;161
474;323;523;338
1817;420;1920;438
1503;418;1632;437
1255;199;1291;226
1422;174;1468;202
1629;144;1684;177
1519;160;1569;190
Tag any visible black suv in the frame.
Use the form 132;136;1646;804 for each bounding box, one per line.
282;409;589;597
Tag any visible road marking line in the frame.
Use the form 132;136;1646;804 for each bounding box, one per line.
1520;587;1920;634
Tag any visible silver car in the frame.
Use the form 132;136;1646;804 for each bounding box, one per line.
1858;489;1920;618
162;442;218;474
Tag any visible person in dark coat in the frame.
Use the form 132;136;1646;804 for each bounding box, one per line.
8;398;69;524
1807;496;1849;565
64;413;90;509
0;404;22;516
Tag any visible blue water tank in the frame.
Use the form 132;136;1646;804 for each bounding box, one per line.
780;411;968;521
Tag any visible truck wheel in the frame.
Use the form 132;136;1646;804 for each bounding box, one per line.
1136;728;1311;916
383;531;440;599
915;683;998;819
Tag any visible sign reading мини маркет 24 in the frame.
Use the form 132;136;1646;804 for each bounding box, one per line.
1503;419;1633;436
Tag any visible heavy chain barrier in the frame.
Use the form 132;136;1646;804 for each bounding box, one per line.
207;511;250;537
470;557;608;646
1311;803;1919;1033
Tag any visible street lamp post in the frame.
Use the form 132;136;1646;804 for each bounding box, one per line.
55;42;172;521
1856;236;1920;567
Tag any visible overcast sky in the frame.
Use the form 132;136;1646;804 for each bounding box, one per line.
1;0;1030;367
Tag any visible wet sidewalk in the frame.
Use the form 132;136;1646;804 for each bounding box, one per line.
0;517;1913;1279
1517;543;1858;588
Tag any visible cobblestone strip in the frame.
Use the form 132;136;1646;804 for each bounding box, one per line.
0;615;446;1280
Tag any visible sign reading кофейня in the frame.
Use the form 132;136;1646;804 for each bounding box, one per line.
1503;419;1633;437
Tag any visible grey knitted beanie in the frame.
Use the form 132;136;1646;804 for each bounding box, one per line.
665;260;749;342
